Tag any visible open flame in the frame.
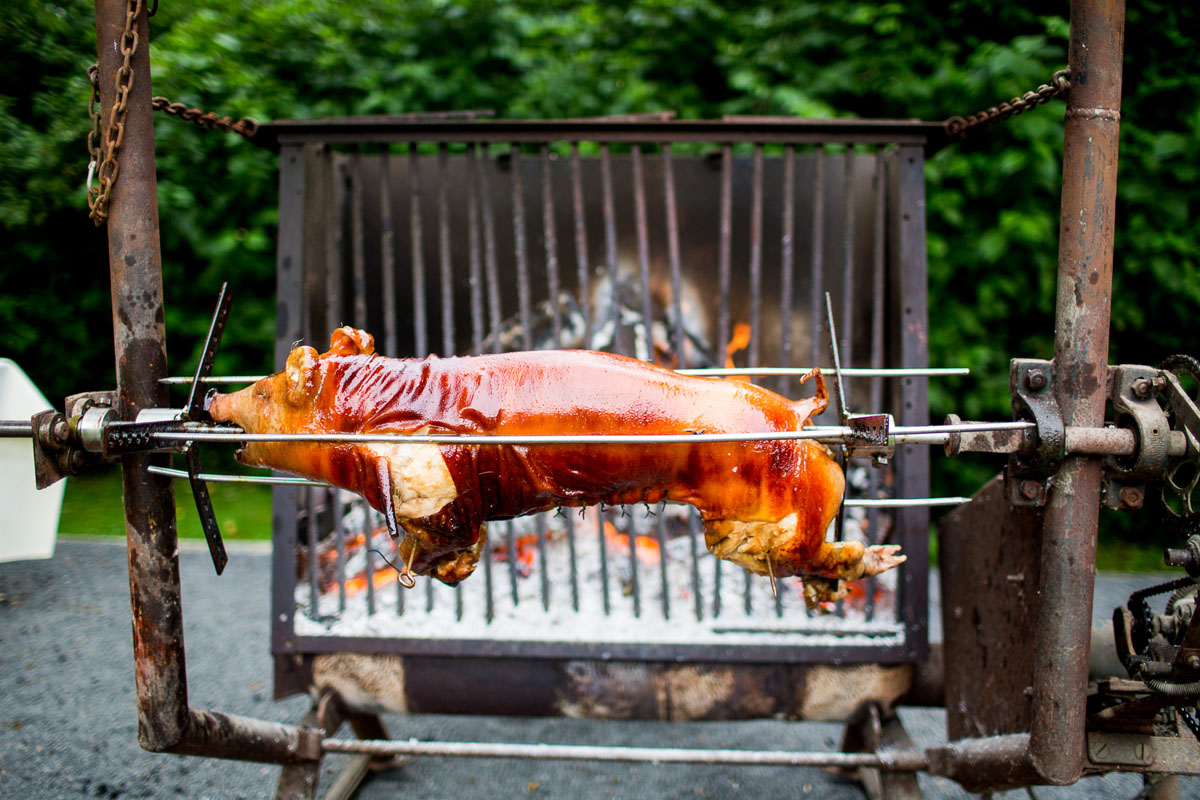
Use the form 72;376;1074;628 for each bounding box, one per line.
724;322;752;368
345;564;400;596
603;521;662;566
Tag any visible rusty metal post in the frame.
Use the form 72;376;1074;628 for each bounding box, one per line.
1030;0;1125;784
95;0;309;765
94;0;188;751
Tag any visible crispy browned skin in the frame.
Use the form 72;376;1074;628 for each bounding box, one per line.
209;327;904;587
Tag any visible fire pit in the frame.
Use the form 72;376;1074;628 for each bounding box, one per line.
252;117;941;701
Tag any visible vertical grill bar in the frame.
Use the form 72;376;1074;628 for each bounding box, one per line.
714;143;732;617
570;143;592;346
809;145;826;375
469;142;490;621
747;144;764;369
365;512;377;616
600;144;619;346
483;529;495;622
325;152;344;339
541;145;562;345
743;144;765;615
688;507;703;621
541;148;579;611
865;147;887;621
306;488;320;617
597;508;611;615
436;143;454;616
632;145;654;356
663;144;685;369
506;520;519;605
351;146;368;329
467;144;485;355
479;147;503;353
839;147;856;413
380;147;398;357
408;143;428;357
778;145;796;397
331;488;346;613
805;145;825;619
654;506;670;620
512;144;534;351
438;143;455;355
663;143;701;619
776;145;796;620
598;145;618;616
628;514;642;618
511;144;551;611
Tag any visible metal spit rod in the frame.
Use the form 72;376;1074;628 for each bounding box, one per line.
319;737;929;771
143;464;971;506
152;419;1033;447
158;366;970;385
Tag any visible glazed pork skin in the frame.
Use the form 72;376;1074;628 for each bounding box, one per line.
207;327;903;587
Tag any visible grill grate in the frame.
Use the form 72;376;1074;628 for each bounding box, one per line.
267;118;934;673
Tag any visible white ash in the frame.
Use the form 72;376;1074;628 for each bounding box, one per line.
294;479;905;649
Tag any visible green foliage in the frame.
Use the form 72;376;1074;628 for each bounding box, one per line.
2;1;1198;556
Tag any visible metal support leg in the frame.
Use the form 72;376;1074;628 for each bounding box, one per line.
840;703;922;800
275;690;397;800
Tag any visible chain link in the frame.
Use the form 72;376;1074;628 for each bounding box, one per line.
87;0;143;226
150;97;259;140
944;68;1072;139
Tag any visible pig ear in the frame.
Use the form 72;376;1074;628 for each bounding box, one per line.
285;345;319;406
329;327;375;356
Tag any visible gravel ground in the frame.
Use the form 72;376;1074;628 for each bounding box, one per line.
1;537;1197;800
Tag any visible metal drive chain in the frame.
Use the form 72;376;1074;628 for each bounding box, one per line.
151;96;259;140
86;0;143;226
944;68;1072;139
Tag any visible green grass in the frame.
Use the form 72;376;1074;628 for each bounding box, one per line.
59;466;273;540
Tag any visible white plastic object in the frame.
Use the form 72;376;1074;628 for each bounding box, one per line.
0;358;64;562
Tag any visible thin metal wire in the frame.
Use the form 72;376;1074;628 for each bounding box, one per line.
144;468;972;506
714;143;733;618
744;143;764;615
663;144;686;369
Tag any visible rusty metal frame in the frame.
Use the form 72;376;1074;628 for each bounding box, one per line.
97;0;1182;794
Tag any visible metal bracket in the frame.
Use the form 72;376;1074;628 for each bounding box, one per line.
1007;359;1064;506
1086;731;1200;774
846;414;894;465
1104;365;1171;510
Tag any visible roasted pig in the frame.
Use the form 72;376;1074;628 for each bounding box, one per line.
207;327;904;592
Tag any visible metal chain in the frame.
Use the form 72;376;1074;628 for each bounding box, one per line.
150;96;259;140
86;0;143;226
944;68;1072;139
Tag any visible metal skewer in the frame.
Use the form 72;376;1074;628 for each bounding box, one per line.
158;366;970;385
144;465;971;507
151;420;1033;447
